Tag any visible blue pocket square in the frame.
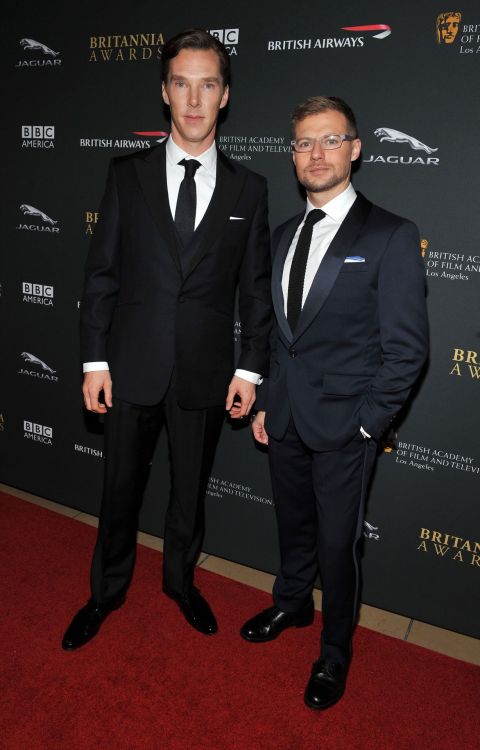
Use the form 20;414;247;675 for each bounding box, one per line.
344;256;365;263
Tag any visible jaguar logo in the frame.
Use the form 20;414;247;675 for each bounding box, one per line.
21;352;56;374
20;38;59;56
374;128;438;154
20;205;57;225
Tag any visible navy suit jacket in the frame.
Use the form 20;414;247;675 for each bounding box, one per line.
80;142;272;408
257;192;428;450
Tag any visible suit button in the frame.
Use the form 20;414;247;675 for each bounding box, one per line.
178;295;185;303
289;348;296;358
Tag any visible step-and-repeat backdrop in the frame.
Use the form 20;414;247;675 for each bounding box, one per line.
2;1;479;637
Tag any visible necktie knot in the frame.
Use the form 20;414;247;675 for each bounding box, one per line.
304;208;325;227
179;158;201;180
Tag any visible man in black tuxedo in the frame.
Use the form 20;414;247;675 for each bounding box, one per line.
240;96;428;709
62;29;271;650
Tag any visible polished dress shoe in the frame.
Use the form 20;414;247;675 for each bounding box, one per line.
164;586;217;635
240;600;314;643
61;595;125;651
304;658;347;710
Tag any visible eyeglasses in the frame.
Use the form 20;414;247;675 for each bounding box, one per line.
291;134;356;153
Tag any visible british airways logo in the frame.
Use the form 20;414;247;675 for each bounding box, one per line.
342;24;391;39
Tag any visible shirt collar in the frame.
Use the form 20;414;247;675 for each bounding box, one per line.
306;183;357;223
166;136;217;175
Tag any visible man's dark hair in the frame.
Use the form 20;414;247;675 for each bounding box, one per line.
291;96;358;137
161;28;231;88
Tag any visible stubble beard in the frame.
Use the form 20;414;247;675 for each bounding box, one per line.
300;169;345;194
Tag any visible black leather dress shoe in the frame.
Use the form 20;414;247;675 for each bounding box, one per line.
164;587;217;635
61;595;126;651
304;658;347;710
240;600;314;643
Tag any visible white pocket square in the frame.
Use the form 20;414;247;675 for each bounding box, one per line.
344;256;365;263
230;216;246;220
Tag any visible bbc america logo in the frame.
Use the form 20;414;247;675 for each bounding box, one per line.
23;420;53;445
21;125;55;149
208;28;239;54
22;282;54;306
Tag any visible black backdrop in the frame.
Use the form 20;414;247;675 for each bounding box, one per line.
2;0;479;638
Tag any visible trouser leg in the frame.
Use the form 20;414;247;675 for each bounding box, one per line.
90;398;163;603
312;436;377;663
269;420;318;612
162;385;224;596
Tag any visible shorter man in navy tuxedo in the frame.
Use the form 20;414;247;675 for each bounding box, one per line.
240;96;428;710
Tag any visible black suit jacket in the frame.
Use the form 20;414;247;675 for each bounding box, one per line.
80;143;272;408
257;193;428;450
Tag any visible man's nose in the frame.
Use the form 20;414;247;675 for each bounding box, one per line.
310;140;325;160
188;85;200;107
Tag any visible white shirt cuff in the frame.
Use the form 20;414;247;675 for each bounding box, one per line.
234;369;262;385
360;426;371;439
83;362;109;373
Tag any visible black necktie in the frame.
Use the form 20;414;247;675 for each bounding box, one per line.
287;208;325;332
174;158;201;247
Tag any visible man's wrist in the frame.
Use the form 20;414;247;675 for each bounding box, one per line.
83;361;109;373
235;368;262;385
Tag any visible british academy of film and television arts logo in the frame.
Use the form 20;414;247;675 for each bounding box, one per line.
436;11;461;44
435;11;480;54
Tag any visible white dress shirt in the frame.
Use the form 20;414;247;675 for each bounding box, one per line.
165;137;216;228
281;183;357;314
84;135;260;385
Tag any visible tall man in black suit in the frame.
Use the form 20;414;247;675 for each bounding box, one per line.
240;97;428;709
62;29;271;650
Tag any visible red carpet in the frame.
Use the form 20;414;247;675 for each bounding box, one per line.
1;491;478;750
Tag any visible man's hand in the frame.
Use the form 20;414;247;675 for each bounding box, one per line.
225;375;256;419
82;370;112;414
251;411;268;445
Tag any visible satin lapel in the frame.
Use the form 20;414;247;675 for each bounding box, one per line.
271;214;303;343
292;194;372;343
184;150;248;278
133;144;182;276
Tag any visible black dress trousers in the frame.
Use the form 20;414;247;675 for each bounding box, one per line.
90;380;224;603
268;418;378;663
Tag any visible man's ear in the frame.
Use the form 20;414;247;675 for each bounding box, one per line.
220;85;229;110
161;81;170;106
351;138;362;162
